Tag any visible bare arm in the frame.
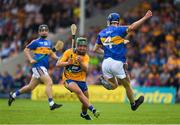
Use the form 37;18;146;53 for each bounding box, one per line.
56;50;71;68
24;48;36;64
128;10;152;32
56;58;72;68
93;44;104;54
56;61;69;67
50;51;59;60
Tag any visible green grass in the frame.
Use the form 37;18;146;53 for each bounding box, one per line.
0;99;180;124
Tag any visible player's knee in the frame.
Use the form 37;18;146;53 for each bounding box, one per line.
120;78;131;88
107;80;118;90
75;90;83;95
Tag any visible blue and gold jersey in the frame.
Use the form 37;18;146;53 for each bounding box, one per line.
26;38;52;69
59;49;89;82
96;25;128;62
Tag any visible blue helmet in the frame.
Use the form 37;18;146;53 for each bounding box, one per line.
107;13;120;23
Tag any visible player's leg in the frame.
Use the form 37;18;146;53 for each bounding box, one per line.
8;77;39;106
100;58;118;90
80;91;92;120
65;80;100;118
117;77;144;110
99;75;118;90
65;81;89;107
116;63;144;111
39;67;62;110
9;66;43;106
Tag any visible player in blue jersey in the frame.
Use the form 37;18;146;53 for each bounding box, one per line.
8;24;62;110
93;10;152;111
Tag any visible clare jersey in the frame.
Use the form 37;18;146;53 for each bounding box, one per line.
59;49;89;82
96;25;128;62
26;38;52;69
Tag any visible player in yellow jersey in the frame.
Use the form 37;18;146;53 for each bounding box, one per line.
56;37;100;120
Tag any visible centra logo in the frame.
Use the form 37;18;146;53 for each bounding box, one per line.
134;90;173;104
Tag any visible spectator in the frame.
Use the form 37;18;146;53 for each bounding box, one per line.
2;71;14;92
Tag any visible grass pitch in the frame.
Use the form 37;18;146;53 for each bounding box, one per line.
0;99;180;124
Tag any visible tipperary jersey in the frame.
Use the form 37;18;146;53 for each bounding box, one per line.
96;25;128;62
59;49;89;82
26;38;52;69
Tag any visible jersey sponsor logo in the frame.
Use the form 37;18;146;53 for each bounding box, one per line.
65;65;81;73
39;41;48;46
106;30;113;34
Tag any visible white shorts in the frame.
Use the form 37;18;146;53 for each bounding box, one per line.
32;66;49;78
102;58;127;79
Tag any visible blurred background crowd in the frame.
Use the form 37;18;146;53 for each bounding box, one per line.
0;0;179;100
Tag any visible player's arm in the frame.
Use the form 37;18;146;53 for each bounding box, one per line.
24;41;37;64
77;55;89;72
93;44;104;54
49;40;64;60
128;10;152;32
56;61;70;67
49;51;59;60
56;50;72;67
93;35;104;54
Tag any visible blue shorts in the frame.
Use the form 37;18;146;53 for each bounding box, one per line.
65;79;88;92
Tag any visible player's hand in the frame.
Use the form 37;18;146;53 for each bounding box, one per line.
67;58;73;65
30;59;37;64
76;56;82;63
144;10;152;18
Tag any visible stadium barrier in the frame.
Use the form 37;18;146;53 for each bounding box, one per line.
131;87;176;104
31;85;176;104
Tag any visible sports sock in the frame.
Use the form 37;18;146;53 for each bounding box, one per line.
48;98;54;106
88;105;95;113
12;90;20;98
81;111;87;115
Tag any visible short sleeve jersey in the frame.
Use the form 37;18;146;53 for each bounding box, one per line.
59;49;89;82
96;25;128;62
26;38;52;69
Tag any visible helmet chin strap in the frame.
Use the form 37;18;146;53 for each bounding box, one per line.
107;21;119;26
40;35;47;39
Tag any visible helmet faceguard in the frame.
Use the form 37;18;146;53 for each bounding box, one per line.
76;37;88;55
38;24;49;38
107;13;120;26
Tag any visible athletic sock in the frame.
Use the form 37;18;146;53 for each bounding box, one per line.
81;111;87;115
88;105;95;113
48;98;54;106
12;90;20;98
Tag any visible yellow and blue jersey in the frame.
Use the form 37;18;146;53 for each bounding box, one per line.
59;49;89;82
96;25;128;62
26;38;52;69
